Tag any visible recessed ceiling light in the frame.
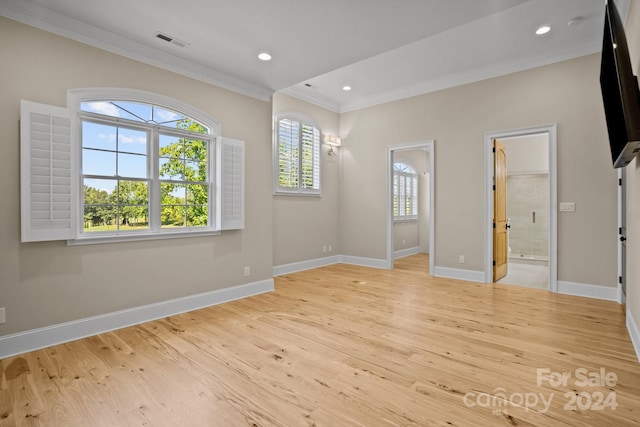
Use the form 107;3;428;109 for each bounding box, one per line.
343;85;352;91
536;25;551;35
258;52;272;61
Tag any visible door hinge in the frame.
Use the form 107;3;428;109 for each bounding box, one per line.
493;222;496;229
619;178;623;186
492;147;496;153
619;276;623;284
493;260;496;266
619;227;623;235
492;184;496;191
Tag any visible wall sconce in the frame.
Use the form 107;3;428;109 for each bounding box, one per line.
324;135;341;156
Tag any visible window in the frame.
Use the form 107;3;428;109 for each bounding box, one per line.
20;89;244;243
80;101;212;234
274;114;320;195
393;162;418;220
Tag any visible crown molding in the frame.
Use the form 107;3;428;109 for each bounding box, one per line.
0;0;273;102
0;0;618;112
278;86;341;113
337;43;600;113
283;38;601;114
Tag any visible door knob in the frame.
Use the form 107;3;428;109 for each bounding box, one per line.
620;236;627;242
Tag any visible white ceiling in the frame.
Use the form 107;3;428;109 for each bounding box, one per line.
0;0;629;112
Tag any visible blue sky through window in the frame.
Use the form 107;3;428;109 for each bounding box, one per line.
82;122;148;180
81;101;185;126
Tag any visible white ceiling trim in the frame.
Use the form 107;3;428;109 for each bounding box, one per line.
340;42;602;113
1;0;628;114
278;87;341;113
284;42;601;114
0;0;273;101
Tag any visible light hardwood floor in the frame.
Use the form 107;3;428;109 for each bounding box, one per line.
1;254;639;426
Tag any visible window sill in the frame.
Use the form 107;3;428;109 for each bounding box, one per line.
393;217;418;224
67;229;221;246
273;191;322;197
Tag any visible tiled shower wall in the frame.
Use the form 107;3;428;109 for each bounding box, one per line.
507;174;549;259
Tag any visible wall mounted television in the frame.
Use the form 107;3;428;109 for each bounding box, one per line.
600;0;640;168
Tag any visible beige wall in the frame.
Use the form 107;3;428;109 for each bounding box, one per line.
624;0;640;347
0;17;273;336
502;134;549;174
394;221;419;251
272;93;340;266
340;54;618;287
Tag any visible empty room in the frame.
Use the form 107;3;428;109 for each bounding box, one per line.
1;0;640;426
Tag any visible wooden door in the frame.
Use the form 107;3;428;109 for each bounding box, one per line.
493;140;508;282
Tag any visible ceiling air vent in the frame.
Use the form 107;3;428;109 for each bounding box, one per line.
155;32;189;48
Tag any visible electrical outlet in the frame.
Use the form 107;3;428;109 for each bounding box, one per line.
0;307;5;324
402;239;406;246
459;255;465;264
243;266;251;277
328;245;332;252
323;246;327;253
559;202;576;212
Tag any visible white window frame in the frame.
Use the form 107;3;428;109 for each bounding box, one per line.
393;162;418;221
273;112;321;196
20;88;244;245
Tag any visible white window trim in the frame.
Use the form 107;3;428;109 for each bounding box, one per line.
19;89;244;245
272;112;322;196
69;89;220;242
68;229;221;246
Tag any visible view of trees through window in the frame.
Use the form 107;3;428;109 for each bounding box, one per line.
81;101;210;233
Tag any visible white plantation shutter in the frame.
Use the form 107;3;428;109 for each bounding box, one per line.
274;114;321;195
300;124;320;190
21;100;74;242
393;162;418;220
219;137;244;230
278;119;299;188
399;175;406;214
412;176;418;216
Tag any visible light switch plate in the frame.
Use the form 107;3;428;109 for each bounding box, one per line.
559;202;576;212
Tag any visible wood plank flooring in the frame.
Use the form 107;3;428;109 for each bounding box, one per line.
1;254;639;426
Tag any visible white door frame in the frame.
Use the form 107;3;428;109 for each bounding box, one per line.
618;168;626;304
386;140;435;272
483;125;558;291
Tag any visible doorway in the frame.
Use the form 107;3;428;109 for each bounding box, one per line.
484;125;557;291
386;141;435;273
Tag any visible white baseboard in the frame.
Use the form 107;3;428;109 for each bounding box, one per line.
339;255;388;269
0;279;274;360
627;309;640;364
557;281;619;301
273;255;340;276
433;266;485;283
275;253;414;276
394;247;422;260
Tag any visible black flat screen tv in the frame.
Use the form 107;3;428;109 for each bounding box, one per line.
600;0;640;168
